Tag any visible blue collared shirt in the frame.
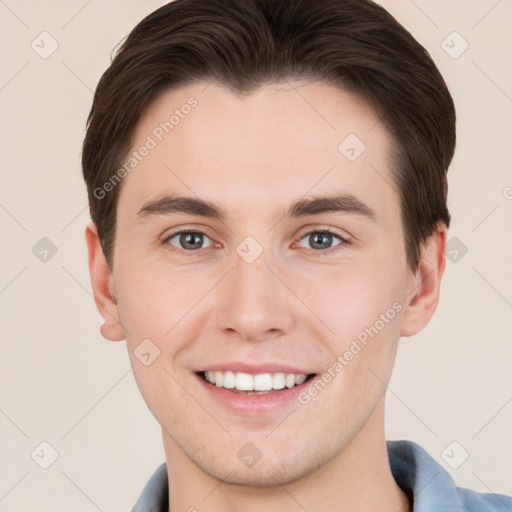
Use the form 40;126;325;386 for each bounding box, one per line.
132;440;512;511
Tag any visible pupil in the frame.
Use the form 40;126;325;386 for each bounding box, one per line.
181;233;202;249
311;233;331;250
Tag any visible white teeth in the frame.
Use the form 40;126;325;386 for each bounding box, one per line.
203;370;310;391
254;373;273;391
285;374;296;388
223;370;236;389
214;371;224;388
295;374;307;385
235;372;254;390
272;372;286;390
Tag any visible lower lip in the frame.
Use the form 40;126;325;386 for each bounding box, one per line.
196;373;315;416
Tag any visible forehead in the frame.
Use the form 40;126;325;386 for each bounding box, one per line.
119;80;398;220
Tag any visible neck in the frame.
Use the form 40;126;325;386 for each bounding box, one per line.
163;400;410;512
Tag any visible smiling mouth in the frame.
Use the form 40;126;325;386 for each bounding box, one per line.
197;371;316;395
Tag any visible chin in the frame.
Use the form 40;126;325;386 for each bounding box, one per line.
189;440;337;488
202;461;308;488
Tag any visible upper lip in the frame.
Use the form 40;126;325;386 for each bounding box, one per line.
197;362;315;375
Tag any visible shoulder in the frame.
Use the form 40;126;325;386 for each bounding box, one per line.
457;486;512;512
131;462;168;512
387;439;512;512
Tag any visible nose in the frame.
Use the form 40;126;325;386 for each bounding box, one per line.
215;248;295;342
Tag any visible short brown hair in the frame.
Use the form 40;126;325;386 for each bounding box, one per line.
82;0;456;271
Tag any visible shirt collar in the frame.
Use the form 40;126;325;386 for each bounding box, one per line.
131;439;510;512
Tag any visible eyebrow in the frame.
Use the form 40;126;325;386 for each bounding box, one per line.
136;193;377;222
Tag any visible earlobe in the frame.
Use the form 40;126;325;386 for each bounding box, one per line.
85;221;125;341
400;223;447;338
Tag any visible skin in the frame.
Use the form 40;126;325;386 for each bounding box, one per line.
86;80;446;512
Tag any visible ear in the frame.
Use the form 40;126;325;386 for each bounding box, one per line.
85;221;125;341
400;222;448;337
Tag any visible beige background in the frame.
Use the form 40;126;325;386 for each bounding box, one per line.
1;0;511;510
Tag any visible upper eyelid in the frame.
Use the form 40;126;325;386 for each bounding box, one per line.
297;226;349;239
164;229;215;246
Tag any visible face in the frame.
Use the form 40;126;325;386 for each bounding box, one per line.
91;80;427;485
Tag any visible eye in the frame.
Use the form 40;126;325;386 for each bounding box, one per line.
164;230;214;251
296;229;348;253
161;228;349;256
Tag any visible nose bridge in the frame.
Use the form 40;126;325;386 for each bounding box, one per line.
215;239;294;340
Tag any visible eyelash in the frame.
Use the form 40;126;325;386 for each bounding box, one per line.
299;228;351;256
161;228;350;257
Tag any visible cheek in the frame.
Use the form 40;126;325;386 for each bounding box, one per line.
128;357;197;432
288;258;406;341
115;235;408;355
115;258;213;341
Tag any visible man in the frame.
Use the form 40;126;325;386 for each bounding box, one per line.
82;0;511;510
